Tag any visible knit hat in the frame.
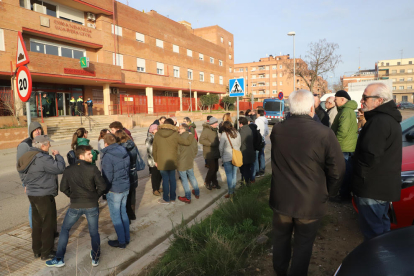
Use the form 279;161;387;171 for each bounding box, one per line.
149;124;158;133
335;90;351;101
208;117;218;125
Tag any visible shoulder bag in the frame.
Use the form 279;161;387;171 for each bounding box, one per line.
226;132;243;167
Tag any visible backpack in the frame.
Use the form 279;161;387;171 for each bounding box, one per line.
254;130;265;151
67;150;78;166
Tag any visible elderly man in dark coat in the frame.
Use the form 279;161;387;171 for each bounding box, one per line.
270;89;345;276
238;116;256;186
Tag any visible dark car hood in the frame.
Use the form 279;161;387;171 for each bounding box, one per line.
336;226;414;276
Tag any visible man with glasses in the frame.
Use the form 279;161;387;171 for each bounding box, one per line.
352;83;402;240
331;90;358;201
325;96;338;127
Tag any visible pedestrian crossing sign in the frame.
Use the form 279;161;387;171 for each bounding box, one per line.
229;78;245;97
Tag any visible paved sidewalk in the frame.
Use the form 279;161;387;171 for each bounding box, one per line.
0;122;271;276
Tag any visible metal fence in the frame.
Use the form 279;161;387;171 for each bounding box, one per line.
153;96;180;113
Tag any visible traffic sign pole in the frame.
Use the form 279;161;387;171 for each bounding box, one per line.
26;102;31;133
237;96;239;128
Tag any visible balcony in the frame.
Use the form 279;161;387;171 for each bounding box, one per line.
20;7;103;49
27;52;122;83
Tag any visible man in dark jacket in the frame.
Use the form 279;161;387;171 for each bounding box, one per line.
16;122;44;228
85;98;93;116
247;117;259;183
17;135;66;261
77;96;84;115
199;117;220;190
352;83;402;240
101;133;131;249
270;90;345;276
314;94;329;127
46;145;106;268
69;96;76;116
238;117;256;186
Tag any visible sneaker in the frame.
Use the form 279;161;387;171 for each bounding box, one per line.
90;251;99;267
255;173;261;178
108;240;126;249
158;198;169;205
192;190;200;199
46;257;65;268
153;190;161;196
178;196;191;204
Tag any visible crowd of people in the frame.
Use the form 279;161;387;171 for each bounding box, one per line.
15;109;269;268
271;83;402;275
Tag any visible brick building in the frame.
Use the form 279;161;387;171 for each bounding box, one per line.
231;54;328;101
0;0;233;117
378;58;414;103
341;67;378;92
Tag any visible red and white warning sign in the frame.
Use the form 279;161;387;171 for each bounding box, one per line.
16;66;32;102
16;32;30;68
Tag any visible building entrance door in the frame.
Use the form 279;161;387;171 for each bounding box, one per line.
57;92;70;116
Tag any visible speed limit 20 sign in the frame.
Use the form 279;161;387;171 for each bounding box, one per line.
16;66;32;102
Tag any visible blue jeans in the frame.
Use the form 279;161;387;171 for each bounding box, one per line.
340;152;353;198
107;191;130;244
160;170;177;202
29;204;32;229
56;207;100;260
259;147;265;172
178;169;199;200
354;196;390;240
223;162;237;194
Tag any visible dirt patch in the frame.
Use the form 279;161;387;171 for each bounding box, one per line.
243;201;364;276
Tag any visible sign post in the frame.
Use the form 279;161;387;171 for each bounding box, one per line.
16;32;32;129
229;78;245;128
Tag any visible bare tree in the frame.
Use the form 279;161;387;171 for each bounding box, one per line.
0;92;24;126
332;80;345;92
285;39;342;92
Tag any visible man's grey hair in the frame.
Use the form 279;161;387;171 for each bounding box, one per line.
326;96;335;104
366;83;393;103
33;141;49;149
289;90;314;115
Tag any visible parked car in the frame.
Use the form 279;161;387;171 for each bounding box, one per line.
352;116;414;229
397;102;414;110
334;226;414;276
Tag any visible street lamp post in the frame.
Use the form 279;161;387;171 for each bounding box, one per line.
287;31;296;92
189;81;192;112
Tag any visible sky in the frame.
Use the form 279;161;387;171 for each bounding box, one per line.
125;0;414;86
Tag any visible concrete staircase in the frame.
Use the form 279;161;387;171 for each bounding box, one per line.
33;115;115;140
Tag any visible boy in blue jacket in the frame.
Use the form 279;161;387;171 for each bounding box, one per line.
101;133;131;248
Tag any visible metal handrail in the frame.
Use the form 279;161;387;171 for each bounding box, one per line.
78;111;99;132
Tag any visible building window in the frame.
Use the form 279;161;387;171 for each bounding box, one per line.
408;69;413;73
408;77;413;81
407;85;413;89
279;65;282;69
239;68;243;72
229;54;232;60
272;90;277;94
92;89;103;104
252;91;256;95
400;69;405;73
272;65;276;70
402;96;408;101
173;66;180;78
111;24;123;36
136;32;145;43
392;78;397;81
397;62;401;65
137;58;145;72
272;82;276;86
252;67;256;71
210;57;214;64
219;76;223;85
30;39;85;59
272;74;276;78
157;62;164;75
156;39;163;48
200;72;204;82
252;83;257;87
409;61;413;65
386;63;389;66
173;44;179;53
392;86;396;90
280;73;283;77
113;53;123;69
187;69;193;80
280;82;283;85
0;29;4;51
229;41;232;47
221;37;224;43
187;49;192;57
399;86;404;90
265;66;269;70
229;67;232;73
199;53;204;60
392;70;397;74
219;60;223;66
210;74;214;83
399;78;404;81
252;75;256;79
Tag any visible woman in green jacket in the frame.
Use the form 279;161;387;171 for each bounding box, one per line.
71;128;99;165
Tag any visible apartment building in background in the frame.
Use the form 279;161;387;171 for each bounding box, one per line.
378;58;414;103
231;55;328;101
341;67;378;91
0;0;233;117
